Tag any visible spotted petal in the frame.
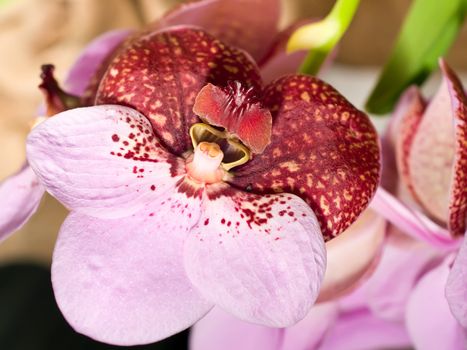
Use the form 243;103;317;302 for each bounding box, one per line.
446;234;467;329
405;60;467;236
158;0;280;62
0;164;44;241
231;75;380;240
96;27;262;156
184;185;326;326
52;191;211;346
27;105;183;219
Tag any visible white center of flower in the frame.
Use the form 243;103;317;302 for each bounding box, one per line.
186;142;225;184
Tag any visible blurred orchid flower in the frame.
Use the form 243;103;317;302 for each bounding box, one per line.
369;59;467;348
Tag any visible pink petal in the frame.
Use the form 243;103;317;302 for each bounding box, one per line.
407;60;467;236
190;307;282;350
446;234;467;328
0;164;45;241
96;27;262;156
317;208;386;302
370;187;460;249
231;75;381;240
27;105;183;219
281;303;339;350
366;228;443;322
391;86;426;199
406;256;466;349
64;29;132;97
158;0;280;62
184;186;326;327
52;191;212;346
319;307;412;350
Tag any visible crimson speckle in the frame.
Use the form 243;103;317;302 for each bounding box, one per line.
111;134;119;142
221;218;226;224
204;219;210;226
150;185;156;191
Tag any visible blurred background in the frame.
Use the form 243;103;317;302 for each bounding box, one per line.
0;0;465;349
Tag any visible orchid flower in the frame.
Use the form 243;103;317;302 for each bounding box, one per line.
22;2;380;346
0;0;319;242
369;59;467;348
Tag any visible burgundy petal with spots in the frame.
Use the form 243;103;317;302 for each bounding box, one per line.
96;27;262;156
230;75;380;240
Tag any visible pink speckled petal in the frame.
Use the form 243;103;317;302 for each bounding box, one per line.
184;187;326;327
406;257;466;349
366;228;442;322
446;234;467;329
65;29;132;96
408;60;467;236
0;164;45;241
370;188;460;249
319;308;412;350
52;192;212;346
27;105;183;219
317;208;386;302
159;0;280;62
190;307;282;350
281;303;338;350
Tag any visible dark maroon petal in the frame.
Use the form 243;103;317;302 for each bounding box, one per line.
440;60;467;236
158;0;280;62
193;82;272;153
96;27;262;156
392;86;426;200
229;75;381;240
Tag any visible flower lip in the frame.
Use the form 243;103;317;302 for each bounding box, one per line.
193;82;272;154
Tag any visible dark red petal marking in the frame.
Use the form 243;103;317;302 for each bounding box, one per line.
39;64;81;116
158;0;280;62
193;82;272;153
96;27;262;156
229;75;381;240
392;86;427;201
441;61;466;236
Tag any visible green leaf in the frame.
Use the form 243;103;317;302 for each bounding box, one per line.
287;0;360;76
366;0;467;115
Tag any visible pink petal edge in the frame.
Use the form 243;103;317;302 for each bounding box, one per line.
405;256;466;349
446;234;467;329
184;186;326;327
26;105;184;219
52;191;212;346
0;164;45;241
